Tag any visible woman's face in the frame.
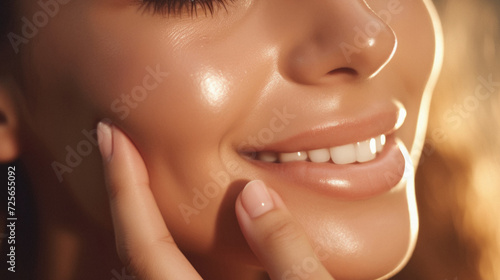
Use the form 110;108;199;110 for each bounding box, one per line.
16;0;440;278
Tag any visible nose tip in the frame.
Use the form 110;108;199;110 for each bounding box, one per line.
279;1;399;84
339;19;398;78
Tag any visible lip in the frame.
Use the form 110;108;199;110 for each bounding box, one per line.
245;135;406;200
238;102;406;154
237;102;407;199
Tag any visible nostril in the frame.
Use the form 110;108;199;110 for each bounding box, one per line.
327;68;358;76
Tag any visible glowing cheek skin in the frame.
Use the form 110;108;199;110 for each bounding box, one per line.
199;69;231;110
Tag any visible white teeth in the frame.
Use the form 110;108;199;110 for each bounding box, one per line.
356;139;377;163
254;134;386;164
376;135;386;152
330;144;357;164
257;152;278;163
279;151;308;163
308;148;331;163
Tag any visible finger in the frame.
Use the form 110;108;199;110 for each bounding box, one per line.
97;121;202;280
235;180;335;280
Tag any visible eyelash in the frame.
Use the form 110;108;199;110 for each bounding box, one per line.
138;0;232;16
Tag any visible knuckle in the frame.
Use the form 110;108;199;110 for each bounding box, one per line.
120;249;146;276
119;234;179;279
105;181;122;202
155;232;177;247
262;218;303;247
125;258;148;280
120;244;154;279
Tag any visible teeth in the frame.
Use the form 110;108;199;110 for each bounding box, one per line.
255;134;386;165
257;152;278;163
279;151;308;163
308;148;331;163
330;144;357;164
376;135;386;152
356;139;377;163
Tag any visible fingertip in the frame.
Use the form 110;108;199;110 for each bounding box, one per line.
266;187;287;210
240;180;276;218
97;120;114;162
236;182;334;280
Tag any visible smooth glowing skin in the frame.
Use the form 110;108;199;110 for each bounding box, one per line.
0;0;442;279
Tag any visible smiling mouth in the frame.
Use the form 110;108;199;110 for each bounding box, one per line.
253;134;387;164
243;135;406;200
237;101;409;199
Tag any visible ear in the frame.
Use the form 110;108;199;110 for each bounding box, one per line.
0;76;20;163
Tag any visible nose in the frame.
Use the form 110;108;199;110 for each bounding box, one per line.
275;0;398;84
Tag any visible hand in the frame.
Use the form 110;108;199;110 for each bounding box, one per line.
97;121;335;280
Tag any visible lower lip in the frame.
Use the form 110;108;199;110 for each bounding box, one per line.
246;136;406;200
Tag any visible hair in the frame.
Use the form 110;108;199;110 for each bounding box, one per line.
0;0;17;72
0;1;499;279
0;1;14;46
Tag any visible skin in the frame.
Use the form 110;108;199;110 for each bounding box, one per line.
0;0;442;279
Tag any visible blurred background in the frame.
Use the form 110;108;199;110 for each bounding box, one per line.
393;0;500;279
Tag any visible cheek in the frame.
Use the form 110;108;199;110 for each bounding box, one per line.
23;1;267;255
398;2;438;159
44;13;268;255
20;4;251;230
371;0;438;154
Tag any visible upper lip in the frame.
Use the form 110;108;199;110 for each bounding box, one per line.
239;101;406;154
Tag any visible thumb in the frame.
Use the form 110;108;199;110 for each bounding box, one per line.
235;180;334;280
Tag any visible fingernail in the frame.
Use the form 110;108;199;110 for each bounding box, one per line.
97;121;113;161
241;180;275;218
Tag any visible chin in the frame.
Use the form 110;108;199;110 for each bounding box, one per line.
289;148;418;280
297;181;417;279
